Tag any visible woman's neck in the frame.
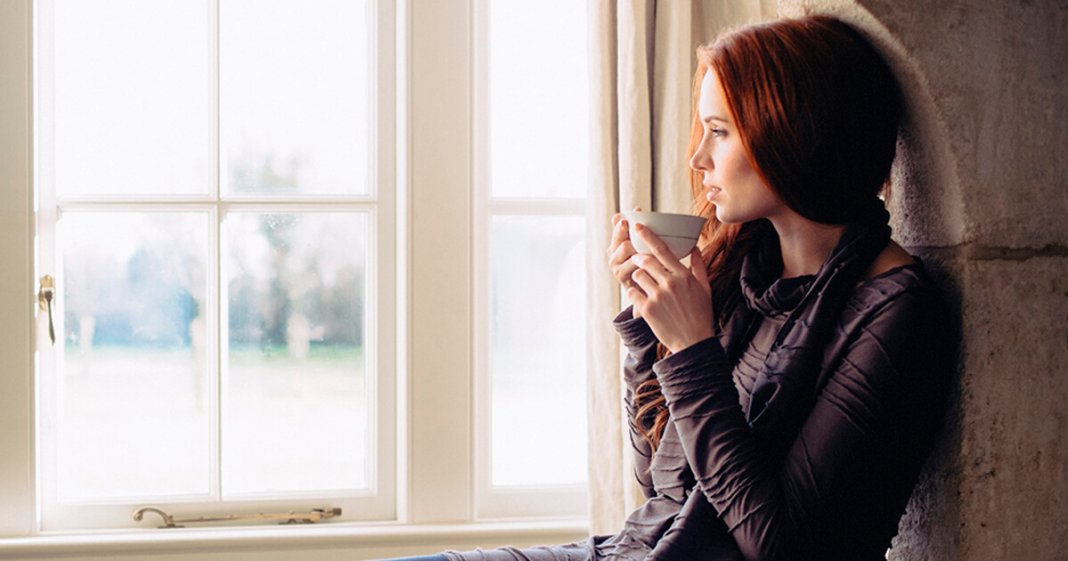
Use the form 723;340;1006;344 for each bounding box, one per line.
769;213;847;279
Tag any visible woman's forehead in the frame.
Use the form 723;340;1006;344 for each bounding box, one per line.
699;71;729;123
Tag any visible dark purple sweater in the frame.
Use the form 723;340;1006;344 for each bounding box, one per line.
604;261;949;561
446;214;951;561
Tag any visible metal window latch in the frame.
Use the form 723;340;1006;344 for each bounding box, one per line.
37;275;55;345
132;506;342;529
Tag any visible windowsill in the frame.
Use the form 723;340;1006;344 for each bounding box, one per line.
0;519;591;558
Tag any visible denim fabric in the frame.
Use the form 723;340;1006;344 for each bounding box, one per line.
378;551;448;555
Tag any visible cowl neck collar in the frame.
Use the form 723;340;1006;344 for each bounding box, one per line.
732;201;892;446
739;202;891;317
739;231;815;316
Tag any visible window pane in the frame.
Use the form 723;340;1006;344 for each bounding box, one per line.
52;0;213;197
220;0;372;196
490;215;587;486
57;212;209;500
489;0;588;199
223;212;370;494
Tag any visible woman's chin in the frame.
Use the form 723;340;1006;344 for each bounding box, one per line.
714;205;740;224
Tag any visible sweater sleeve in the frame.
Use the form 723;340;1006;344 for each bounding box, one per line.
612;307;662;499
652;289;948;561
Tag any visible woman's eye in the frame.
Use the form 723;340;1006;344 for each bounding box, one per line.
710;127;726;138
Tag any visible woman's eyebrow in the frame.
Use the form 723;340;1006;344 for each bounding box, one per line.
701;114;729;124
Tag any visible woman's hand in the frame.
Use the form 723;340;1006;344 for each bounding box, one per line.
627;223;714;353
607;209;644;318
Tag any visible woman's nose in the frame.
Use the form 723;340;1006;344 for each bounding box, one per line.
689;143;711;172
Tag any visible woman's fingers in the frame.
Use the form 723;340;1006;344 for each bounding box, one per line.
629;266;659;294
606;214;633;263
629;242;715;353
629;254;671;285
632;223;687;275
627;270;651;315
609;238;636;268
688;247;711;296
607;207;642;256
608;209;658;297
607;216;639;283
609;241;643;291
608;216;629;255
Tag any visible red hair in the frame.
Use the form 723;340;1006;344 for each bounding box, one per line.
634;15;904;450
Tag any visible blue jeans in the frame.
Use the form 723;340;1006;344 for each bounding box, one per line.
375;551;446;555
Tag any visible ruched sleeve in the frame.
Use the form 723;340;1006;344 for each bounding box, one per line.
612;307;662;499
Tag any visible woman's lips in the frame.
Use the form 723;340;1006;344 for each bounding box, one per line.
706;187;722;202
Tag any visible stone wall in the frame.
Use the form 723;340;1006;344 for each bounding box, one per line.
777;1;1068;559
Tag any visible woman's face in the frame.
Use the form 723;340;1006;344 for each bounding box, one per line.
689;70;786;224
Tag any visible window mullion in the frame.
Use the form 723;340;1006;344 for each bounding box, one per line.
208;0;222;502
373;0;398;521
471;0;492;521
0;0;36;538
488;198;586;215
406;0;475;524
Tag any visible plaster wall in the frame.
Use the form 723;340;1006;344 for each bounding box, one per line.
777;0;1068;559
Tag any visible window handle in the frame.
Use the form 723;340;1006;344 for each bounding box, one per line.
132;506;343;528
37;275;55;345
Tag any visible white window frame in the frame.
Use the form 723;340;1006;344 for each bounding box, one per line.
0;0;590;557
0;0;37;540
31;0;397;531
470;0;589;519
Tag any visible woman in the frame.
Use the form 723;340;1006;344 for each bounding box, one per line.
383;14;951;561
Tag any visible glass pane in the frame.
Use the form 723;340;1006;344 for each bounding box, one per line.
220;0;372;196
490;215;587;486
223;212;370;494
57;212;209;500
489;0;588;199
52;0;212;196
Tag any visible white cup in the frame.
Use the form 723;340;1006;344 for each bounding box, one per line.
622;211;707;258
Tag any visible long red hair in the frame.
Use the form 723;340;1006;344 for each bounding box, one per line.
633;16;903;450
